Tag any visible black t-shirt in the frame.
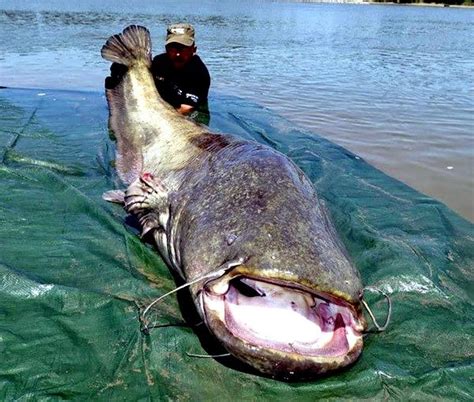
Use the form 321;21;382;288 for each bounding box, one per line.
151;53;210;110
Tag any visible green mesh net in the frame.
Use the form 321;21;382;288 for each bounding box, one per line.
0;88;472;400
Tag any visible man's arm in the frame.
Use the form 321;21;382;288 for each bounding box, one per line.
105;63;128;89
179;57;211;111
151;55;210;114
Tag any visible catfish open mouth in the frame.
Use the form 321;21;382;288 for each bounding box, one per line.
201;276;365;378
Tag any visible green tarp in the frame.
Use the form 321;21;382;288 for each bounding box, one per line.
0;88;472;400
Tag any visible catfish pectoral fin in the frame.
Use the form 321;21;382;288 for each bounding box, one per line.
124;173;168;215
124;173;171;237
102;189;126;204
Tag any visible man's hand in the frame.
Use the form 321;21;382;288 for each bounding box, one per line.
176;104;194;115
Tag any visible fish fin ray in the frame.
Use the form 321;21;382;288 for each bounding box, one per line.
102;189;126;204
125;173;169;233
101;25;152;67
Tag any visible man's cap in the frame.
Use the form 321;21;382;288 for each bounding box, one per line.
165;23;195;47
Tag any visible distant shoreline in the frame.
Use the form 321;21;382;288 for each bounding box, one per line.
368;1;472;7
294;0;473;7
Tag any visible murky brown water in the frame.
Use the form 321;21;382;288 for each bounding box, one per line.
1;1;472;220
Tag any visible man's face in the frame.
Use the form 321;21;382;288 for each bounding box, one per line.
166;43;195;69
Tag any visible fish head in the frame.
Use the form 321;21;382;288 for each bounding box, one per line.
195;264;366;380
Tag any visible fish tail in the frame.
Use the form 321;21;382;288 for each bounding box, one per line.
101;25;151;67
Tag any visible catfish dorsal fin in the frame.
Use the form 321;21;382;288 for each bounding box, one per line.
101;25;152;67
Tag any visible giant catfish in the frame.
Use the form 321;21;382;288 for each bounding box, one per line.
101;25;367;380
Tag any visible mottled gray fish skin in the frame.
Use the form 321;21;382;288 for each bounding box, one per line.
102;25;366;380
176;141;361;301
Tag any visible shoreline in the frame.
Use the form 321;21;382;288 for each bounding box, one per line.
293;0;473;8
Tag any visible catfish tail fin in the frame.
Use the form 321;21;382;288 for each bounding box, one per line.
101;25;152;67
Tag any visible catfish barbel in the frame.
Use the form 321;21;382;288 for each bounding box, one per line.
101;25;367;380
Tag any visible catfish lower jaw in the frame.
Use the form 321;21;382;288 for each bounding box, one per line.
200;276;365;379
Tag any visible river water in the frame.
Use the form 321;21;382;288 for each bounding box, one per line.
1;0;473;220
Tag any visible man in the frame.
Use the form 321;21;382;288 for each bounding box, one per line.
106;23;211;124
152;23;210;120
